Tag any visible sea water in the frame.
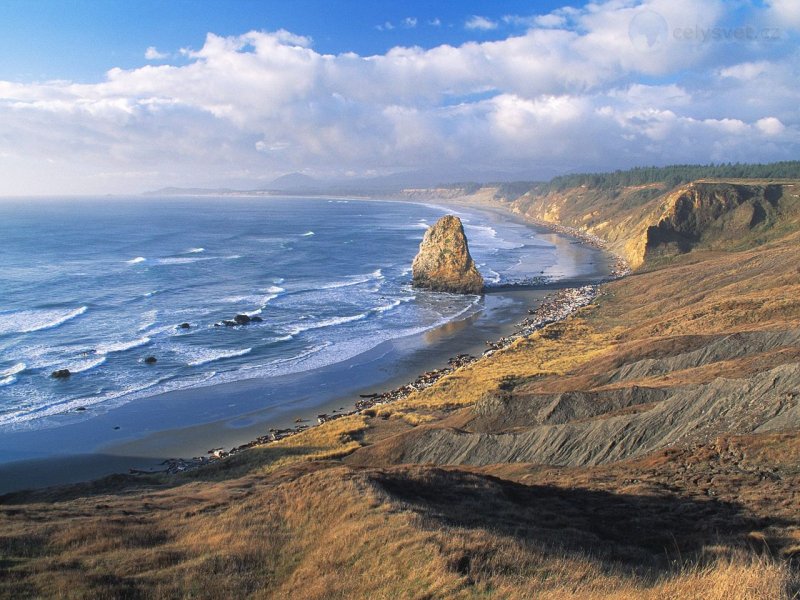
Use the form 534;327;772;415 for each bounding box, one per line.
0;196;564;433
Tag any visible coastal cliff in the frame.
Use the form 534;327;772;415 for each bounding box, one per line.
408;178;799;269
526;181;797;268
411;215;484;294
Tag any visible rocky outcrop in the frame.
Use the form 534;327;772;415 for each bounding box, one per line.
641;182;789;262
216;314;264;327
411;215;484;294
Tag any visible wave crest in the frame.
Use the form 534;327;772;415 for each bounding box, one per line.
0;362;26;378
186;347;252;367
0;306;87;336
288;313;367;335
95;337;151;355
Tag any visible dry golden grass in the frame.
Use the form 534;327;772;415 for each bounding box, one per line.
382;317;616;420
3;463;797;599
270;413;369;461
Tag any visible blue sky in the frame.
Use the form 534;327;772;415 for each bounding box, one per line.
0;0;576;81
0;0;798;194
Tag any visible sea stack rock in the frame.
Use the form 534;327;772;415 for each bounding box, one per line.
412;215;484;294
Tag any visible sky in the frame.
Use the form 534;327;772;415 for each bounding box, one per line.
0;0;798;195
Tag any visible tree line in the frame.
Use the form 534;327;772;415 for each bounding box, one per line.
440;161;800;200
544;161;800;193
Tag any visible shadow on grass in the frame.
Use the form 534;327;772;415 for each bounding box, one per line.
368;466;784;571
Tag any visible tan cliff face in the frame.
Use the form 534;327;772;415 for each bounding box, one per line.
504;180;800;269
641;182;797;263
412;215;484;294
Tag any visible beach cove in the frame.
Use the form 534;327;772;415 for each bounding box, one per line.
0;197;618;492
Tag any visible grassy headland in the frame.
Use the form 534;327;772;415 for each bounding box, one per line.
2;173;800;598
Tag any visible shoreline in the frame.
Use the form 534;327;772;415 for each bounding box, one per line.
0;199;624;492
153;282;609;475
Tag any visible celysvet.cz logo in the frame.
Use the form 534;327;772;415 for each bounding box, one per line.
628;9;782;52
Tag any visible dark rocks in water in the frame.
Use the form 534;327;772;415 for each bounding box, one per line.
51;369;71;379
75;406;86;412
220;314;261;326
144;356;158;364
179;322;191;329
412;215;484;294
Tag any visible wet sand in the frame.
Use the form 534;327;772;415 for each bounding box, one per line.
0;203;618;494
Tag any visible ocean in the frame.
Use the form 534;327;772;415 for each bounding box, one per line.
0;196;571;439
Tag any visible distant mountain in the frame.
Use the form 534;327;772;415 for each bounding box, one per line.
144;167;564;197
266;173;320;190
143;186;239;196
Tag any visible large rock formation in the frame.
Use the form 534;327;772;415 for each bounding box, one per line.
412;215;484;294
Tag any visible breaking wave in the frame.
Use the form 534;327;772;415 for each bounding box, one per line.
186;347;252;367
0;306;87;336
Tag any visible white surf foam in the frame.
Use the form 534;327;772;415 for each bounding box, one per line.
126;256;146;264
372;294;415;315
137;309;158;331
318;269;383;290
223;286;284;306
0;362;25;378
187;247;205;253
373;299;402;313
0;306;87;336
301;231;315;237
157;256;211;265
186;347;252;367
0;376;167;428
478;265;501;284
287;313;368;335
95;336;151;355
65;355;107;373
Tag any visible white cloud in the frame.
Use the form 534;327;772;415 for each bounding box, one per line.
756;117;785;136
144;46;169;60
429;18;442;27
768;0;800;29
0;0;798;195
465;16;498;31
719;61;771;80
503;14;567;29
402;17;417;28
